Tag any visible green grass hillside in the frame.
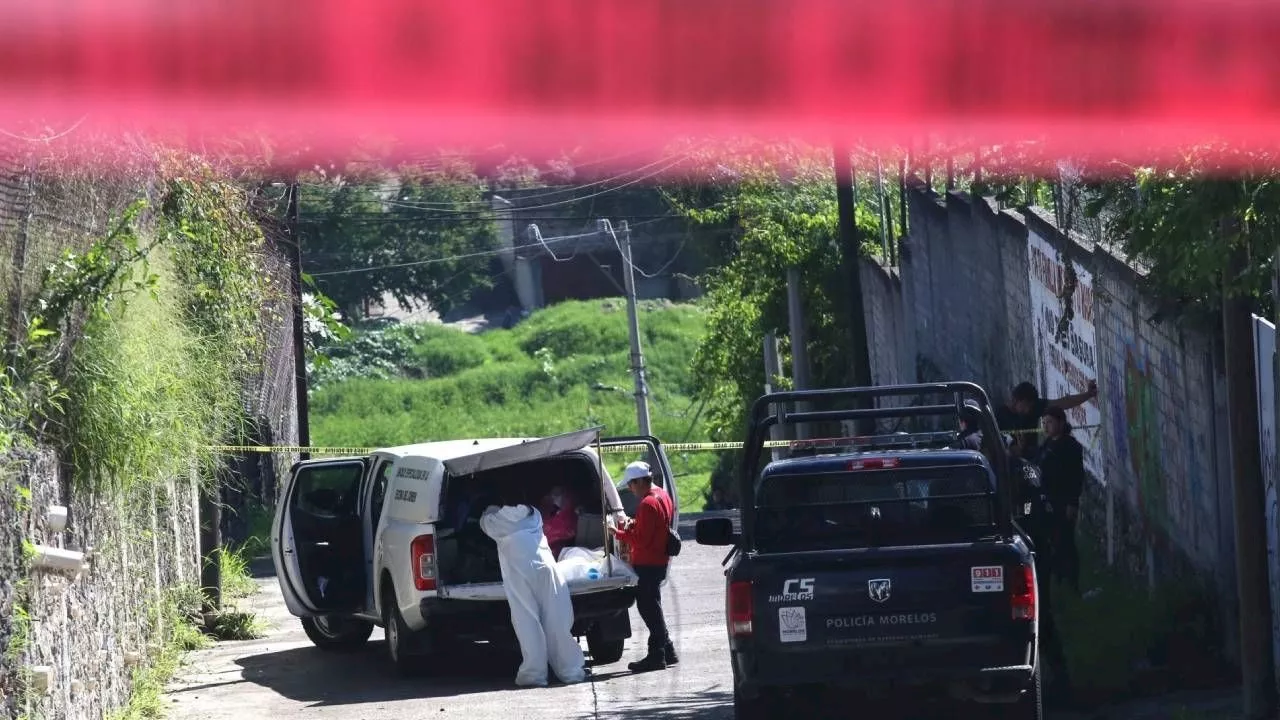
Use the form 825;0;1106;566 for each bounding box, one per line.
310;299;719;507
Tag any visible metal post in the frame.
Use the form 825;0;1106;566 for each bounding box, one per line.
618;221;653;437
1222;215;1277;719
875;154;889;259
763;333;786;461
786;268;811;440
834;144;875;435
198;463;222;612
286;181;311;460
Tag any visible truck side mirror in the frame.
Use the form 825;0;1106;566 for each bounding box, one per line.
695;517;737;546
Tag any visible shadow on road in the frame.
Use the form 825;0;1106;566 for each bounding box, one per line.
590;688;734;720
236;639;527;705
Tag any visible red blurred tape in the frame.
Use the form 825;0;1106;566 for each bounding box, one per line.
1;0;1279;160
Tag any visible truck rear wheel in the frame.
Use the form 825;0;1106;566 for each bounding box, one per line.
585;629;625;665
301;616;374;651
381;585;422;677
988;668;1043;720
734;685;780;720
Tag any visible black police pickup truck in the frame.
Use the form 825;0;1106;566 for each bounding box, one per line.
696;382;1042;719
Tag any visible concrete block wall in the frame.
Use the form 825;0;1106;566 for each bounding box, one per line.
885;185;1238;629
1;448;201;720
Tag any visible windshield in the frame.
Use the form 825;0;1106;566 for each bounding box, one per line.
753;465;997;553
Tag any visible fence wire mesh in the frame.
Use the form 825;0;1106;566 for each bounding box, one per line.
0;143;300;537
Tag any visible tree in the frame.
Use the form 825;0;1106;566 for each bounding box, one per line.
1083;145;1280;720
298;158;500;319
1085;147;1280;321
662;140;884;442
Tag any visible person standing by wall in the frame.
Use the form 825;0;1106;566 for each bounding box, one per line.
997;380;1097;458
1034;406;1086;595
611;460;677;672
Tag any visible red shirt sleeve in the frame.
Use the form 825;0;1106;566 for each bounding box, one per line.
615;495;663;552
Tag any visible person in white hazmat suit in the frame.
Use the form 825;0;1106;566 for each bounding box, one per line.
479;503;587;687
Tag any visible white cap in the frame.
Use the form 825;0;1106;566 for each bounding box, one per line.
621;461;652;484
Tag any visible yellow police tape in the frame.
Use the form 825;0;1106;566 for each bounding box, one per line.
208;423;1100;457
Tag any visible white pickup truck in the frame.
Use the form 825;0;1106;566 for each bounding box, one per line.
270;427;679;674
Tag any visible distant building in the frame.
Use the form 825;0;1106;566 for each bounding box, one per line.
491;186;707;313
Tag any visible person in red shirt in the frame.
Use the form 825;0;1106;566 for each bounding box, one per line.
610;460;677;672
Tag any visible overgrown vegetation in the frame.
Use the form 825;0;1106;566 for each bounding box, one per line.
1085;146;1280;323
654;142;892;501
310;299;719;506
107;585;209;720
1055;543;1230;705
0;154;276;718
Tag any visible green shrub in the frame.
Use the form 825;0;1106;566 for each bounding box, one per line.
406;323;490;377
311;299;719;507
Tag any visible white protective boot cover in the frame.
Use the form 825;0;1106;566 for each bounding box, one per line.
479;504;587;686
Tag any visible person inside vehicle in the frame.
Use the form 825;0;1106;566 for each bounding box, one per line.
1034;406;1086;595
997;380;1097;457
951;400;988;454
704;487;735;511
610;460;677;672
539;484;578;559
479;497;586;687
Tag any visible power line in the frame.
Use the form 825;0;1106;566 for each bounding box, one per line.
300;150;680;210
303;154;688;217
297;214;687;225
307;232;675;278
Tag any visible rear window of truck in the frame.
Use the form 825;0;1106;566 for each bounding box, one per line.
754;465;997;552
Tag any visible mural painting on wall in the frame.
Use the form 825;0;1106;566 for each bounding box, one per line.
1119;340;1167;530
1250;314;1280;678
1026;229;1105;483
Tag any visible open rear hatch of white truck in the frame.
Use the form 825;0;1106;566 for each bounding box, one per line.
434;427;652;600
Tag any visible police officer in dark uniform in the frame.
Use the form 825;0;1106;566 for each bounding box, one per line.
957;409;1074;707
1008;435;1074;706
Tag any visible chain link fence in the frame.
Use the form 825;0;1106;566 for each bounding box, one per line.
0;141;299;542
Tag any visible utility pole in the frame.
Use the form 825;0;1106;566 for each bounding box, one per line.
786;267;811;440
529;219;652;437
616;220;653;437
1222;214;1277;720
198;463;222;613
763;332;786;461
875;154;889;260
898;155;909;243
286;180;312;461
834;144;875;433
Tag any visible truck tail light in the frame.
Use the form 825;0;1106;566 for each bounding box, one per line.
411;534;437;591
846;457;900;471
728;581;754;636
1010;563;1036;621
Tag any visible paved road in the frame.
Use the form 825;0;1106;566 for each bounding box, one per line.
164;514;1235;720
166;517;736;720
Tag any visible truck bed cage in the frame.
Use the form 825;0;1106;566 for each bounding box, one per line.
738;382;1015;540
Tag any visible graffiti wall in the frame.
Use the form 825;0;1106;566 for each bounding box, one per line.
1026;228;1105;483
1253;314;1280;677
1121;340;1167;529
900;187;1236;639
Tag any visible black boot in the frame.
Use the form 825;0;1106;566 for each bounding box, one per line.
664;642;679;665
628;650;667;673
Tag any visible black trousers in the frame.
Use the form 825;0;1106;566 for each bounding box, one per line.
1053;514;1080;593
1036;554;1073;700
635;564;670;652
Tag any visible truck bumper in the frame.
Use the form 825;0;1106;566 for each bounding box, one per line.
733;641;1036;699
419;587;636;639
